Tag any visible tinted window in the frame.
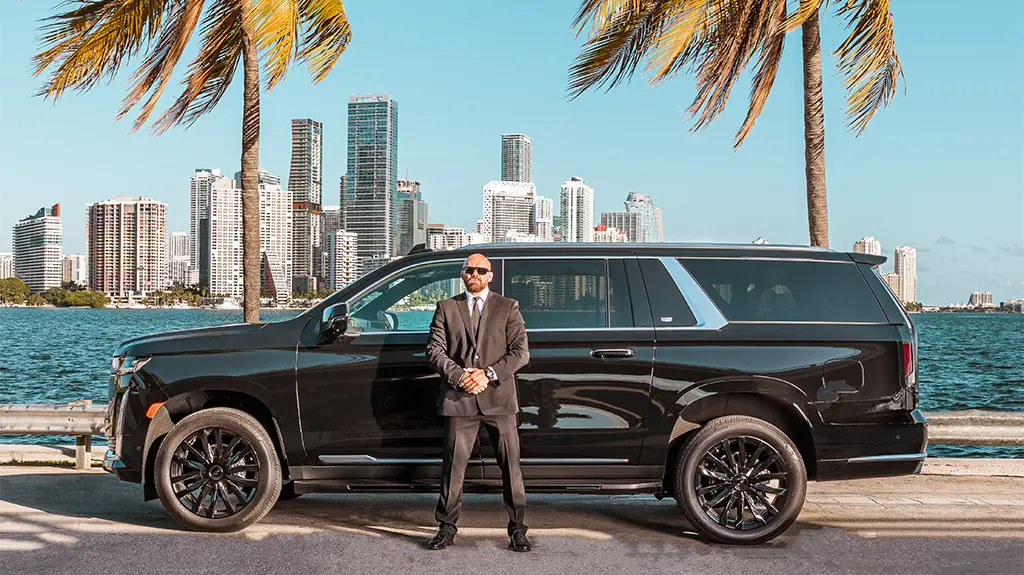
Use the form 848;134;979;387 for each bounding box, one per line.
505;259;607;329
638;260;697;327
680;258;886;323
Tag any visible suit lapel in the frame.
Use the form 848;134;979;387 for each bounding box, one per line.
477;293;501;349
454;293;477;348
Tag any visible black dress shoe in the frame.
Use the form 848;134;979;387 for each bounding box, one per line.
426;528;456;550
508;528;532;552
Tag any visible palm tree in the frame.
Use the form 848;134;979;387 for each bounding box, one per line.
32;0;352;322
569;0;903;248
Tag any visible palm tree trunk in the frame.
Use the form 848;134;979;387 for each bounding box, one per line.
801;12;829;248
240;2;261;323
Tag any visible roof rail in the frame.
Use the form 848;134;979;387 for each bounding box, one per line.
406;243;431;256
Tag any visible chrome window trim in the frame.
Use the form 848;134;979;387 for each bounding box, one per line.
728;320;891;326
657;257;728;331
678;255;849;264
847;453;926;464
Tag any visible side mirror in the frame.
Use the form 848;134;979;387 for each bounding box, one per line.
322;302;349;338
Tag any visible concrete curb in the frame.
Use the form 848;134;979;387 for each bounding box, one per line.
3;444;1023;477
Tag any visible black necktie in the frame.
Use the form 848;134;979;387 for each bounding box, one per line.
470;296;481;340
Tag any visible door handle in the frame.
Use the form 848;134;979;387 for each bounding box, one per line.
590;348;635;359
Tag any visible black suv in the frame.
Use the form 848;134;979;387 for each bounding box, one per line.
103;243;926;544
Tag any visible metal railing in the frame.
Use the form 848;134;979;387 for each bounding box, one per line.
0;401;105;470
1;404;1022;471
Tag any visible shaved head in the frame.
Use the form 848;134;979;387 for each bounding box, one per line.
461;253;493;295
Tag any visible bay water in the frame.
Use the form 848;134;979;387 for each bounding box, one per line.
1;308;1021;458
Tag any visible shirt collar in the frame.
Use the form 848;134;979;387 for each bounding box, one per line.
468;287;490;303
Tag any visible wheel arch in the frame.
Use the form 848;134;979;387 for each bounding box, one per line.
661;391;818;493
142;386;291;501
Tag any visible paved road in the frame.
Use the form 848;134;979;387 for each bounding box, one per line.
1;467;1022;574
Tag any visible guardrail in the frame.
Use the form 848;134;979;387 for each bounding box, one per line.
0;401;105;470
1;404;1022;471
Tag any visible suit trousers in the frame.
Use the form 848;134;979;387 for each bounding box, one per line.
435;412;527;535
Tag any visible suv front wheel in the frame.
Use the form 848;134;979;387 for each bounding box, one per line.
154;407;282;532
673;415;807;544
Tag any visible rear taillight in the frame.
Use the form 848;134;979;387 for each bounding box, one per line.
902;341;913;379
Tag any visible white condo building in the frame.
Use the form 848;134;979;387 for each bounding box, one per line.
881;272;900;296
0;252;12;279
501;134;532;183
624;192;658;242
86;197;168;298
168;231;194;286
654;206;664;241
533;195;554;242
63;254;88;285
328;231;359;290
289;118;324;285
560;177;595;243
427;225;469;251
893;246;917;304
594;224;628;242
854;237;882;256
483;181;536;243
208;173;293;304
13;204;63;293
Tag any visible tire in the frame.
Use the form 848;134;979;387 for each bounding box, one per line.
673;415;806;545
154;407;282;532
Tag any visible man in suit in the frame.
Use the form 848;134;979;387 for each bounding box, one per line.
425;253;531;552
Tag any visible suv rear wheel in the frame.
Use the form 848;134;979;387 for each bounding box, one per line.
154;407;282;532
673;415;806;544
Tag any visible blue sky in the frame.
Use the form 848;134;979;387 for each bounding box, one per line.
1;1;1021;304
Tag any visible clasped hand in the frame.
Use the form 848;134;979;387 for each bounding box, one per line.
459;368;490;395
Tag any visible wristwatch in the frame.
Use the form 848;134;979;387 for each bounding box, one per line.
485;366;498;382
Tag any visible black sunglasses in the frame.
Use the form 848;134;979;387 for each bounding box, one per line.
463;266;491;276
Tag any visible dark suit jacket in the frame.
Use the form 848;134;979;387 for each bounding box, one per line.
426;291;530;416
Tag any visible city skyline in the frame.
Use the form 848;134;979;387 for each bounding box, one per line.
0;2;1021;304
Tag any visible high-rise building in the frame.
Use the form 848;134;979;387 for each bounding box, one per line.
167;231;194;286
600;212;643;243
881;272;900;296
552;214;562;242
396;198;429;256
0;253;13;279
207;171;292;303
501;134;532;183
13;204;62;293
394;179;428;255
482;181;536;243
427;225;469;251
654;206;664;242
894;246;917;304
533;196;554;242
853;237;882;256
288;119;324;287
968;292;994;306
190;169;231;289
346;94;399;269
624;192;657;242
328;231;359;290
62;254;88;285
320;206;343;286
560;177;594;243
594;224;628;242
86;197;167;298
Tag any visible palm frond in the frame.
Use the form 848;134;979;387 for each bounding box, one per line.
34;0;168;99
685;0;771;132
735;0;787;146
780;0;824;31
573;0;636;37
151;0;244;133
834;0;903;134
248;0;300;89
297;0;352;83
118;0;205;132
568;0;673;99
644;0;714;83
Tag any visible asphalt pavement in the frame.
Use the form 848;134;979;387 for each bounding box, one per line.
1;466;1022;574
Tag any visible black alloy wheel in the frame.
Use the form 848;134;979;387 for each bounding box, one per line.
674;415;806;545
155;407;282;532
169;427;260;519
